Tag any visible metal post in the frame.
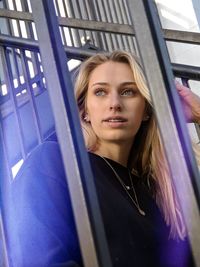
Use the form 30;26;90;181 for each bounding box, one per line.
0;211;9;267
127;0;200;265
0;123;10;267
30;1;112;267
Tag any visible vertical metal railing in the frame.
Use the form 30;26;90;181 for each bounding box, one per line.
0;211;8;267
20;49;43;144
30;0;112;266
127;0;200;266
1;47;27;163
0;124;10;267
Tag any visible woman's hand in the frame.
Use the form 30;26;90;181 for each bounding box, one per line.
176;81;200;124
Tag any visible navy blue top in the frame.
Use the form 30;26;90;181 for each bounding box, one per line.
6;141;194;267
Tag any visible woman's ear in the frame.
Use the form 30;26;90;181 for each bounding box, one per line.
142;104;151;121
142;114;150;121
83;112;90;122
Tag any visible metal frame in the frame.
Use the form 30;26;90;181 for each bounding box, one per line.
1;46;27;162
0;45;47;172
127;1;200;265
1;0;200;266
1;8;200;43
0;122;11;267
30;1;112;266
1;32;200;175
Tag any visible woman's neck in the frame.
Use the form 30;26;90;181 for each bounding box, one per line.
93;141;133;167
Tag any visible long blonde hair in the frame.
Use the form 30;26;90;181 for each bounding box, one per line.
75;50;187;240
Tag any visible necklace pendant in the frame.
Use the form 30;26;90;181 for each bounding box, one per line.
139;209;146;216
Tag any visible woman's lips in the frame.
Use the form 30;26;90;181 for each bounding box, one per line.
103;117;127;127
103;116;127;122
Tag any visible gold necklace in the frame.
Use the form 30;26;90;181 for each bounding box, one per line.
100;156;146;216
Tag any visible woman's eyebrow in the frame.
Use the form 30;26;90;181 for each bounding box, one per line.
91;81;137;87
120;82;137;86
91;82;109;87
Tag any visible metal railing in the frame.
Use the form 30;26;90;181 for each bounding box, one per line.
0;0;200;266
128;1;200;266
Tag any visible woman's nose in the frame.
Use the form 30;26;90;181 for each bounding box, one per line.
109;93;122;111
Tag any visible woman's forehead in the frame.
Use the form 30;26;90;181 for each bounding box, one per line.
88;61;134;86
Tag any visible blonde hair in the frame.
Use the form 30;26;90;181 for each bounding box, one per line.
75;50;187;240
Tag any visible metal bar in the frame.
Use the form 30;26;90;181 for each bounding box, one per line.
109;1;123;49
114;0;125;48
0;212;8;267
20;0;29;12
0;127;10;267
93;1;109;51
1;33;200;81
0;74;46;119
0;109;14;267
63;0;81;47
12;0;23;38
97;0;115;51
0;33;39;50
18;0;40;77
0;34;100;59
164;29;200;45
0;8;33;21
1;33;200;82
29;50;43;93
73;0;88;46
172;63;200;81
1;1;12;36
0;112;13;181
121;2;139;54
54;0;68;46
127;0;200;265
20;18;41;83
20;49;43;144
118;6;129;50
81;0;96;46
62;0;69;17
86;0;104;49
108;0;121;49
76;0;94;45
30;1;112;266
12;48;21;87
103;0;118;50
12;0;17;11
62;0;76;47
1;7;200;44
0;126;12;266
1;46;27;160
119;0;135;52
0;7;135;35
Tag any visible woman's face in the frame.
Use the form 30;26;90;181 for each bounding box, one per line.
86;61;146;147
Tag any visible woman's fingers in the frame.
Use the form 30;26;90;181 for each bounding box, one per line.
175;81;200;123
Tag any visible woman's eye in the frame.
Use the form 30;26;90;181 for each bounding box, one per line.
95;89;106;96
121;89;136;96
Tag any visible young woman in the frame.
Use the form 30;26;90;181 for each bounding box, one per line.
6;50;200;267
74;50;200;266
